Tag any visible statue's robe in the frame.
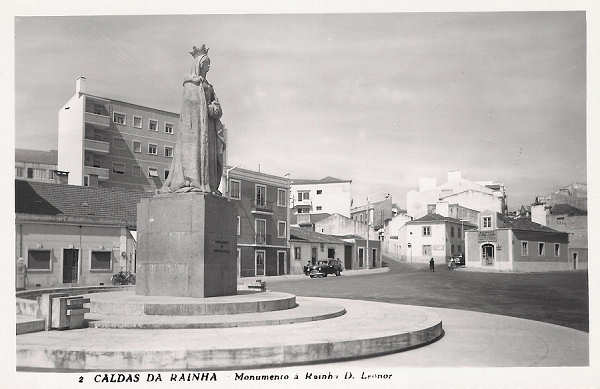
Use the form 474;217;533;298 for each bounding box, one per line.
162;59;223;193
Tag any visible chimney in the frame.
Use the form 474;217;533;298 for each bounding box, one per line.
76;76;87;94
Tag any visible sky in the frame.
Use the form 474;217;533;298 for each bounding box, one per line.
14;12;587;210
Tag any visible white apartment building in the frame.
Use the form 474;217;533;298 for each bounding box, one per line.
406;170;507;219
57;77;180;191
290;176;352;218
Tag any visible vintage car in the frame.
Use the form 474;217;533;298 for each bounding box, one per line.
304;260;343;278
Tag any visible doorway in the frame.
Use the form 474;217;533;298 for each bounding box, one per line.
62;249;79;284
255;250;265;276
372;248;377;268
327;248;335;259
572;252;578;270
311;247;317;265
482;244;494;265
344;245;352;269
277;251;286;275
358;247;364;268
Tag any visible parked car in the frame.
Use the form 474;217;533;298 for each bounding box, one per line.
305;259;343;278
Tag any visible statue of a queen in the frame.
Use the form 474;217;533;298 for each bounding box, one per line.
161;44;225;194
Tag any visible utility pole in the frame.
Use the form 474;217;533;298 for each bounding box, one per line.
366;197;370;269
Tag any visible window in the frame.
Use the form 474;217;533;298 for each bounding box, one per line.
113;112;126;125
538;242;545;256
148;167;158;177
132;166;142;177
164;169;170;180
277;188;287;207
458;226;462;238
422;245;432;256
28;250;51;270
90;251;111;271
165;122;174;134
483;217;492;228
450;226;455;237
256;184;266;207
83;175;90;186
237;216;241;236
451;244;455;255
15;167;24;177
457;245;462;254
556;217;565;225
27;168;33;179
521;241;528;256
554;243;560;257
255;219;267;244
294;246;301;260
316;189;322;195
423;226;431;236
229;179;241;200
133;141;142;153
278;221;287;238
316;206;322;211
148;119;158;131
320;243;324;252
164;146;173;157
148;143;157;155
112;162;126;175
133;115;142;129
113;137;126;149
297;191;309;201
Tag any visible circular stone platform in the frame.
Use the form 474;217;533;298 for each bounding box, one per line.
87;297;346;329
16;298;443;371
89;290;296;316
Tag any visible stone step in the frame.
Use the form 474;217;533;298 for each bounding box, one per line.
86;297;345;329
16;316;45;335
89;290;297;316
16;298;443;370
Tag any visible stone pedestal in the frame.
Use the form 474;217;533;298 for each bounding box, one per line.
136;192;237;298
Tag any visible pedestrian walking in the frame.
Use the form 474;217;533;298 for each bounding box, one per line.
429;257;435;272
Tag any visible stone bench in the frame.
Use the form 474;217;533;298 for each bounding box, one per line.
50;295;90;330
247;280;266;292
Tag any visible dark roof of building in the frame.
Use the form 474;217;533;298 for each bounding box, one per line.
15;180;153;228
407;213;475;226
15;149;58;165
291;176;352;185
290;212;332;225
289;227;347;244
496;214;564;234
548;203;587;216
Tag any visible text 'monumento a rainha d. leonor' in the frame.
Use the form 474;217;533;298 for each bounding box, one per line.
136;44;237;298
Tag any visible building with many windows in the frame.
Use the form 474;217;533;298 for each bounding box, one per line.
464;211;571;272
227;167;290;277
290;176;352;217
58;77;179;191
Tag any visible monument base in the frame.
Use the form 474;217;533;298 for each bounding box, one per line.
136;192;237;298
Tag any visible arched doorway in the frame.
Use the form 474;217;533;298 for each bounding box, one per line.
481;244;494;265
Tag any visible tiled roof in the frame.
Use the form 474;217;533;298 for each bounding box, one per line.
548;203;587;216
15;180;153;228
408;213;474;226
15;149;58;165
496;214;563;233
289;227;347;244
291;176;352;185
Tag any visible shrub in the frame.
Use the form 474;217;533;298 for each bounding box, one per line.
111;271;136;285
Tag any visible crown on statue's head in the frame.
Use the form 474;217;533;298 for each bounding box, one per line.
189;44;209;57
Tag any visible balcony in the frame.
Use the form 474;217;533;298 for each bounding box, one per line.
84;138;110;154
252;200;274;214
84;112;111;128
255;233;272;245
294;198;312;207
84;165;109;180
296;213;313;226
